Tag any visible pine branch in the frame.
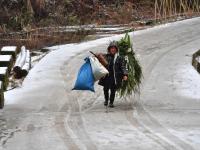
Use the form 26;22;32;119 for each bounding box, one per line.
117;32;143;97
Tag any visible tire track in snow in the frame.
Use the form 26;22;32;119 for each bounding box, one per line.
57;18;200;150
124;99;179;150
55;111;81;150
52;57;82;150
59;54;98;150
124;30;200;150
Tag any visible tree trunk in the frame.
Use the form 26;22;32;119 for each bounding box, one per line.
30;0;46;17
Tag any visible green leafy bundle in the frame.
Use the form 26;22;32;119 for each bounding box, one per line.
117;33;143;97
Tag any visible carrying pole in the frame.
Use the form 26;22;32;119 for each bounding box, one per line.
89;51;98;57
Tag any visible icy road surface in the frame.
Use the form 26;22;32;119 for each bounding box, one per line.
1;17;200;150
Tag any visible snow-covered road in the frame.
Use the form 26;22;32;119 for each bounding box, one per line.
1;17;200;150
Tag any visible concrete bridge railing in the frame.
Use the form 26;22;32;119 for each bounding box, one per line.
0;46;18;109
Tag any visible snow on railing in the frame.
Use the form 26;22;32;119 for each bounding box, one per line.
0;45;31;109
13;46;31;79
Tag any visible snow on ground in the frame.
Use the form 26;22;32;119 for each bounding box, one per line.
169;129;200;147
1;17;200;150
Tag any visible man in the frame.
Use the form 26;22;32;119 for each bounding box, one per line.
99;41;128;108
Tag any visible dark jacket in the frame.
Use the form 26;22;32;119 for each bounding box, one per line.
98;53;128;89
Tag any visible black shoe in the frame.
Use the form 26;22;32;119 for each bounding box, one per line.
104;101;108;106
109;103;114;108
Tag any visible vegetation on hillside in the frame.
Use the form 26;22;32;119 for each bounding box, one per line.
0;0;199;32
0;0;155;32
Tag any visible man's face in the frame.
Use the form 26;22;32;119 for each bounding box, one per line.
110;47;117;55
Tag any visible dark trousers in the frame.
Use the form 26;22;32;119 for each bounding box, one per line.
103;86;116;104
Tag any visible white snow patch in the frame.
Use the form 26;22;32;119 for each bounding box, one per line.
0;55;12;61
1;46;17;52
168;129;200;146
0;67;8;74
175;66;200;100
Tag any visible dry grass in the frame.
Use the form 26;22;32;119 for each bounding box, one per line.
155;0;200;20
95;2;134;24
0;27;93;50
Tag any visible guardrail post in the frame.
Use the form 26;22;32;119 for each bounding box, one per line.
0;67;9;90
0;81;4;109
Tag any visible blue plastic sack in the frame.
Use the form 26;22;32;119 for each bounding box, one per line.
72;57;95;92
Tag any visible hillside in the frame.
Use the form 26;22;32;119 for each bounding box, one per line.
1;0;200;32
0;0;156;31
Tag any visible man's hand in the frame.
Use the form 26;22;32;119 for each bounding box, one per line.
123;76;128;81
